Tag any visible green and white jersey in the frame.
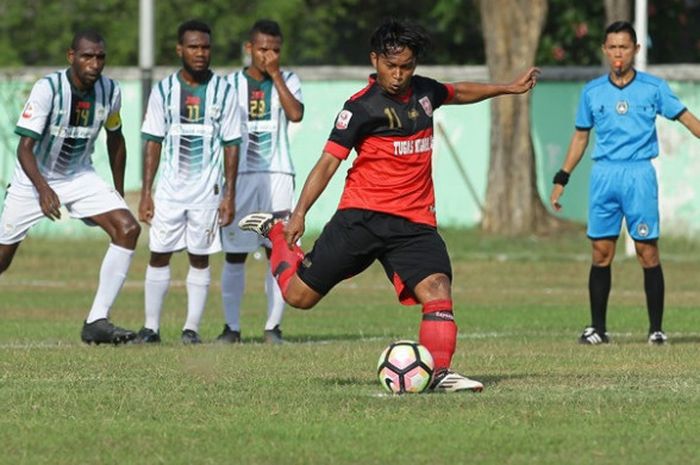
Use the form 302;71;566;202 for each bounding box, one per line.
226;69;302;175
13;69;122;187
142;71;241;208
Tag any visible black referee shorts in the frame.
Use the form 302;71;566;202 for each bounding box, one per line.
297;208;452;305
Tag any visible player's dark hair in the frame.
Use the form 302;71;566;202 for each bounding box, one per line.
250;19;283;42
178;20;211;43
370;18;430;59
605;21;637;44
71;29;105;50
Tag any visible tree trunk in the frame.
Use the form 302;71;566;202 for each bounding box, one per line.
604;0;631;24
478;0;555;235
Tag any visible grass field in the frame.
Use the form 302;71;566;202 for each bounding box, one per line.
1;227;699;465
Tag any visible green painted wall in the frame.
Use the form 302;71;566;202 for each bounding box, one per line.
1;77;698;238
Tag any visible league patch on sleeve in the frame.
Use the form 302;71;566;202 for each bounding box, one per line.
335;110;353;130
419;96;433;117
21;102;35;119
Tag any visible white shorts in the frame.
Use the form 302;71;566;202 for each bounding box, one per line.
0;170;128;244
149;201;222;255
221;172;295;253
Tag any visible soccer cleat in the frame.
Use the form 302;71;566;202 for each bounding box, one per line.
429;369;484;393
134;327;161;344
238;212;275;237
81;319;136;345
578;326;610;345
648;331;668;345
216;325;241;344
181;329;202;345
263;325;283;344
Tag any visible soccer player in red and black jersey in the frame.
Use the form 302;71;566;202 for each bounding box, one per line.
240;18;539;392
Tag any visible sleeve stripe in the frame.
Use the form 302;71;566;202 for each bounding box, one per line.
444;83;456;104
575;126;592;131
15;127;42;140
142;132;164;143
323;140;351;159
222;137;242;146
671;108;687;120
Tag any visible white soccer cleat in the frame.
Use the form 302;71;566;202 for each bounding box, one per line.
238;212;275;237
429;370;484;393
578;326;610;345
648;331;668;345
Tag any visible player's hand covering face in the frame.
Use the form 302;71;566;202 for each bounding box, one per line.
371;47;417;96
68;38;106;90
247;33;282;77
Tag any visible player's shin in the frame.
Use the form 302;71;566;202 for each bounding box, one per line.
419;299;457;373
269;221;304;297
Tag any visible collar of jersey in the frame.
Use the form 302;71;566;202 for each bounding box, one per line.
608;68;637;90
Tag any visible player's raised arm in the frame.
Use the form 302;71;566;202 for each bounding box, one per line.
448;67;540;104
678;110;700;138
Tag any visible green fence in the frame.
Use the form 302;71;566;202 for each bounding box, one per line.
1;70;699;238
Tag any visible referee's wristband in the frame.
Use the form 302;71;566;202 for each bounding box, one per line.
553;169;570;186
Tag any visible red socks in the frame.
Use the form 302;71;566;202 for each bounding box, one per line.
269;221;304;296
418;299;457;372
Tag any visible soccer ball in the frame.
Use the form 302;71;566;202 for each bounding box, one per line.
377;340;434;394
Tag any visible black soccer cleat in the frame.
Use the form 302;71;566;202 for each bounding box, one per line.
81;319;136;345
134;327;161;344
263;325;283;345
181;329;202;345
578;326;610;345
216;324;241;344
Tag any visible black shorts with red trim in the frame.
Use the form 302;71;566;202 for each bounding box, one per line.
297;208;452;305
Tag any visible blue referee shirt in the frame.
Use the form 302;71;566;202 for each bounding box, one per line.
575;70;686;161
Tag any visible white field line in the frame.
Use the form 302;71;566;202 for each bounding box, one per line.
2;331;700;350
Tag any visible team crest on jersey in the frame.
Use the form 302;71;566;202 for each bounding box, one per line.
209;104;221;119
335;110;353;130
419;96;433;117
21;102;34;119
636;223;650;238
95;107;106;120
407;108;419;120
616;100;629;115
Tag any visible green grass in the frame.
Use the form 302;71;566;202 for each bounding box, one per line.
1;228;700;465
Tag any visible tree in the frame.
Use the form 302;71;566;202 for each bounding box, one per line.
604;0;631;24
478;0;556;235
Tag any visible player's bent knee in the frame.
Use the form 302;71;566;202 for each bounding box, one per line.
283;283;321;310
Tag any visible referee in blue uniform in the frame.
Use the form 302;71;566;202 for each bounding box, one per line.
550;21;700;345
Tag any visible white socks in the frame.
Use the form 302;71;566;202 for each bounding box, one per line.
221;261;245;331
184;266;211;332
144;265;170;331
86;243;134;323
265;267;285;330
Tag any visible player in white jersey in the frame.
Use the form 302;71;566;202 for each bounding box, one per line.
0;30;141;345
137;20;241;344
218;20;303;344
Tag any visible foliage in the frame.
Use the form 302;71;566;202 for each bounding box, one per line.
0;0;697;67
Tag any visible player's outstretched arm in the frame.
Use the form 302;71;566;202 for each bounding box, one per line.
138;140;162;225
678;110;700;138
16;136;61;221
218;144;240;227
550;129;589;212
106;128;126;196
286;152;341;247
449;67;540;104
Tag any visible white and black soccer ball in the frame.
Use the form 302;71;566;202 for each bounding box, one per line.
377;340;434;394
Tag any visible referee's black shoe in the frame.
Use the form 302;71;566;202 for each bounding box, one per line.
81;319;136;345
